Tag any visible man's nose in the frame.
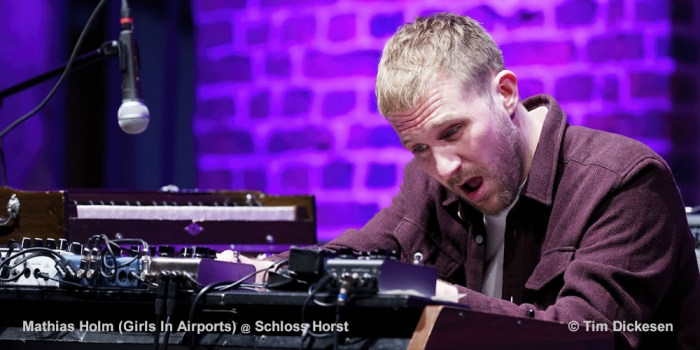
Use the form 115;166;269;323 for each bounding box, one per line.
434;151;461;181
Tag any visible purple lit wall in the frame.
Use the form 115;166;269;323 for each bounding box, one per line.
191;0;700;243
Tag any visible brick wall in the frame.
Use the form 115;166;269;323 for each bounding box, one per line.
191;0;700;242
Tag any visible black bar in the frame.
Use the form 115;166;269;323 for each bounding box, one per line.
0;40;119;103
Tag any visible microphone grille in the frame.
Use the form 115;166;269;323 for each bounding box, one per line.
118;101;150;134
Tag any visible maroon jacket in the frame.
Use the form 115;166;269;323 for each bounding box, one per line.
273;95;700;350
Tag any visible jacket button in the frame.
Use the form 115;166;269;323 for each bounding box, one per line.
413;252;423;262
475;235;484;245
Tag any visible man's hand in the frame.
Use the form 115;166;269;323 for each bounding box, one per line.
238;254;275;283
435;280;460;301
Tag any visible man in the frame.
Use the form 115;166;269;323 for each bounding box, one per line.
240;12;700;350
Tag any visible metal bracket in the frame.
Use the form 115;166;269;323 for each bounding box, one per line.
0;194;19;226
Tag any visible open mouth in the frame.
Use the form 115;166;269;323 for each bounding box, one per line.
461;176;483;193
458;176;487;202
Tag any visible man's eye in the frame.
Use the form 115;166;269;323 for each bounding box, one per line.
445;125;461;137
413;145;428;154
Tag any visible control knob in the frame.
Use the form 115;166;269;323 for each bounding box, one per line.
69;242;82;255
369;249;399;260
158;245;175;257
194;247;210;258
338;246;355;258
58;238;68;251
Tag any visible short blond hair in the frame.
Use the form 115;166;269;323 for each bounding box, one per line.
375;13;504;117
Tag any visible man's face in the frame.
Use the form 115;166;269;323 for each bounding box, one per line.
388;78;525;215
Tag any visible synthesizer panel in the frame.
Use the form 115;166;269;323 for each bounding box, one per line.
0;237;255;289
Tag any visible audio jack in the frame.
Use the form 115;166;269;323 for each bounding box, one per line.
334;273;359;350
33;269;87;288
337;273;359;306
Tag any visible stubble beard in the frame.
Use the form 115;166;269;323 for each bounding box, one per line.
451;113;525;216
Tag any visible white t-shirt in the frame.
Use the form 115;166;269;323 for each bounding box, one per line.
480;181;526;300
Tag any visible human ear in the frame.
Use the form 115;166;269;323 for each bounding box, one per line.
494;70;519;117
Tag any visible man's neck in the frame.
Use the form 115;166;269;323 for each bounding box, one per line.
515;104;547;183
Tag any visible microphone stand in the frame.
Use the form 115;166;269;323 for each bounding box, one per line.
0;40;119;108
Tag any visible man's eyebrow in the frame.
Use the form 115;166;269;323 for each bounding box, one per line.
427;114;463;131
401;114;465;147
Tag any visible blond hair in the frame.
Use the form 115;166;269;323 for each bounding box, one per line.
375;12;504;117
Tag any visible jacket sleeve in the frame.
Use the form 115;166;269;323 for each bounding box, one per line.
450;158;698;350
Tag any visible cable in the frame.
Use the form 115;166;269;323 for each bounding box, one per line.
1;242;21;264
154;272;170;350
182;272;201;289
33;270;90;289
263;258;288;284
299;275;335;350
101;234;119;277
110;238;150;257
308;281;336;307
187;280;235;350
333;303;341;350
162;272;180;350
93;234;142;282
2;247;84;285
0;140;6;186
187;265;279;350
332;273;360;350
91;234;119;280
0;247;67;272
214;258;288;292
0;0;108;186
130;271;158;287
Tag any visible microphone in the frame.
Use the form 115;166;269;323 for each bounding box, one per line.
117;0;149;134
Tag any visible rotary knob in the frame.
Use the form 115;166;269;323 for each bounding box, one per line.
58;238;68;251
338;246;355;258
387;249;399;260
193;246;211;258
180;247;194;258
370;249;390;259
33;238;44;247
69;242;82;255
158;245;175;257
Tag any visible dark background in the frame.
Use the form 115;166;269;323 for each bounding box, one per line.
65;0;196;190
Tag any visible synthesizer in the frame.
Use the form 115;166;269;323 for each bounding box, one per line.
0;237;255;288
268;247;437;300
0;186;317;255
